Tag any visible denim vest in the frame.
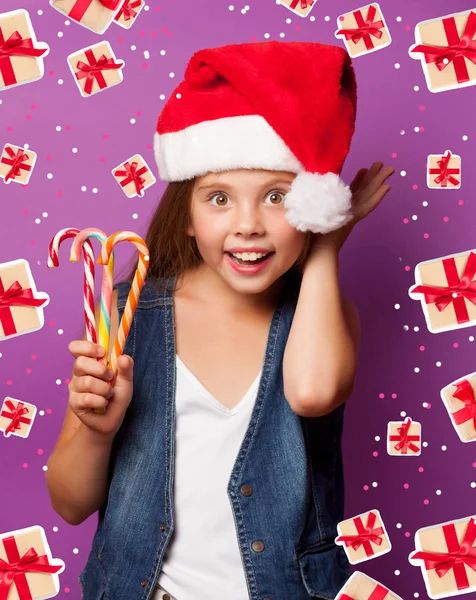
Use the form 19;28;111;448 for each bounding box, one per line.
78;275;351;600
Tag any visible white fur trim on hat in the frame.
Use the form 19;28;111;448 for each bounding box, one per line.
154;115;304;181
284;172;353;234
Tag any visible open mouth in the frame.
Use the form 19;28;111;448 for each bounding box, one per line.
225;252;275;266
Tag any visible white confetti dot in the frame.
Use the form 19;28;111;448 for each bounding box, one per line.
81;186;87;192
414;367;420;373
394;570;400;576
396;523;402;528
58;79;64;85
413;326;420;332
43;465;48;471
470;336;475;342
72;147;78;153
375;435;380;442
144;51;150;59
395;63;401;69
169;72;175;78
471;482;476;488
422;402;428;408
65;20;70;25
372;482;378;488
463;135;468;141
422;441;428;447
0;353;2;358
414;594;420;598
324;15;330;21
39;409;45;416
414;126;420;132
411;215;418;221
24;143;29;149
394;303;400;310
396;16;402;22
400;170;407;176
0;99;2;105
422;200;428;207
57;31;63;38
131;45;137;51
35;218;41;224
436;490;442;495
93;188;98;194
159;94;166;100
42;212;48;217
403;325;409;331
55;379;62;385
229;5;235;10
56;126;62;132
400;130;405;135
436;361;442;367
47;173;53;179
176;93;182;99
73;548;79;554
400;411;406;417
130;118;136;124
443;58;449;65
58;329;64;335
53;526;59;532
37;9;43;15
286;18;291;24
441;445;447;451
414;85;419;91
133;213;139;219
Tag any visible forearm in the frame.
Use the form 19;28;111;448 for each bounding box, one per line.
283;243;358;414
46;424;114;526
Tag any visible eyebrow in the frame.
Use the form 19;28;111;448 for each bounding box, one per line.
196;178;294;192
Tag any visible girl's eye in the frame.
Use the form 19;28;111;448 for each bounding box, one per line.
208;191;286;206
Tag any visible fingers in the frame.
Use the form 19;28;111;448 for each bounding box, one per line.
69;340;105;360
72;354;114;382
363;164;395;198
70;390;111;412
71;372;114;398
350;168;368;195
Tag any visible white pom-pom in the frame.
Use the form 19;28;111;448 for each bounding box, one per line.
284;172;353;234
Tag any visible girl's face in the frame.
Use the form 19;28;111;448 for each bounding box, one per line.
187;169;308;297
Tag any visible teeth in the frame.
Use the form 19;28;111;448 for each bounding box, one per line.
231;252;269;261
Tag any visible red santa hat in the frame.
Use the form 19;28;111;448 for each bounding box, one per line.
154;40;358;234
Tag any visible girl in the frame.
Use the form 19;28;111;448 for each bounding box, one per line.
46;41;394;600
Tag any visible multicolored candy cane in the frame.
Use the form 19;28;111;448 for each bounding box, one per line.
70;228;115;415
98;231;149;379
47;228;97;344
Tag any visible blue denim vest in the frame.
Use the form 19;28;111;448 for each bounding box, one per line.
79;275;351;600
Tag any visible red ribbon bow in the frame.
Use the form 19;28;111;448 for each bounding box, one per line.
114;161;148;196
336;511;385;557
336;5;385;51
411;251;476;326
0;279;48;338
389;417;420;454
429;151;460;187
1;146;32;183
116;0;142;21
339;585;389;600
1;400;32;436
61;0;122;23
289;0;314;10
451;378;476;428
410;11;476;85
75;48;123;95
0;29;48;88
0;535;63;600
410;518;476;590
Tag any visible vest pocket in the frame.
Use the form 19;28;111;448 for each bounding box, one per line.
296;541;350;599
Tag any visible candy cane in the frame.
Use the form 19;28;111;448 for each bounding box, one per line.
47;228;97;344
70;228;115;416
98;231;149;378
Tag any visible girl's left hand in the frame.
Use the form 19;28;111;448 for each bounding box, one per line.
309;161;395;254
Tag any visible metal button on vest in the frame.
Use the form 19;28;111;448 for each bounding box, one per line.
160;524;167;532
240;484;253;496
251;540;265;552
140;580;148;587
163;595;171;600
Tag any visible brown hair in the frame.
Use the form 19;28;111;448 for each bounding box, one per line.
119;178;314;292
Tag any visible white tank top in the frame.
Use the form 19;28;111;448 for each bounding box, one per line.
153;354;262;600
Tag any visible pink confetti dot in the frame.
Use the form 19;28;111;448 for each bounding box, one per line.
423;233;429;239
339;15;345;21
420;126;425;132
99;156;105;162
31;354;37;360
146;143;152;150
473;462;476;468
155;6;160;11
38;449;43;455
48;321;55;326
418;467;424;472
453;343;459;349
424;499;429;505
46;408;52;414
426;403;431;409
48;71;54;76
419;345;425;351
57;191;63;197
26;368;32;374
136;111;141;116
64;588;70;593
151;31;157;37
143;63;148;68
391;393;397;399
379;393;385;399
404;483;409;489
6;380;12;385
419;105;426;111
405;532;411;537
443;216;449;222
103;134;109;140
403;217;409;224
373;451;378;457
405;25;410;30
23;463;29;469
391;152;397;158
31;104;36;110
458;199;464;206
412;184;418;190
26;114;32;120
404;265;410;271
363;485;369;491
30;240;36;246
7;126;12;132
23;209;28;215
46;155;52;160
118;37;124;43
65;378;71;385
140;30;146;36
65;125;71;131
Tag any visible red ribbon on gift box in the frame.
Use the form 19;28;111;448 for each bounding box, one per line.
1;146;32;183
1;400;32;436
0;534;63;600
75;48;123;95
336;5;385;51
0;279;48;338
389;417;420;454
339;584;389;600
410;11;476;85
429;151;460;187
410;518;476;590
114;161;148;196
411;251;476;325
451;378;476;428
289;0;314;11
336;511;385;557
0;29;48;88
58;0;122;23
115;0;142;21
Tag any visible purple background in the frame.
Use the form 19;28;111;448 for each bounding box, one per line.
1;0;476;597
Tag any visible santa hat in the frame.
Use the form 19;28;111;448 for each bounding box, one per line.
154;40;358;234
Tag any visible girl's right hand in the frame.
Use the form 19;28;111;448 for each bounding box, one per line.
67;341;134;437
